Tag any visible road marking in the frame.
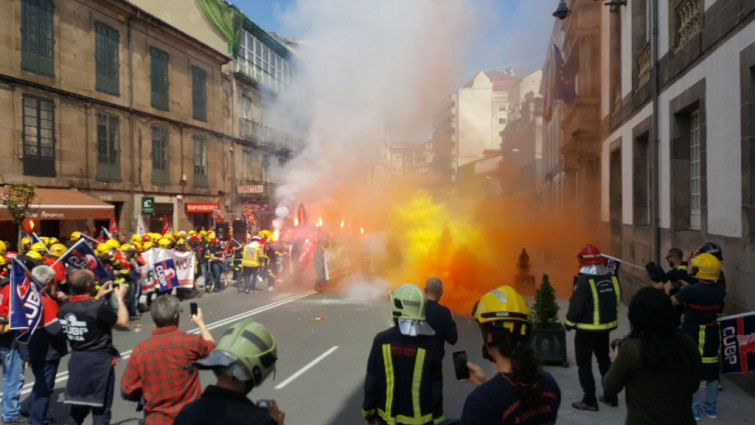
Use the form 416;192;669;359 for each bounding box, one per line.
274;345;339;390
8;290;316;397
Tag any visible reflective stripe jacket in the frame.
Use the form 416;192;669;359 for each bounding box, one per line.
363;326;444;425
565;273;621;332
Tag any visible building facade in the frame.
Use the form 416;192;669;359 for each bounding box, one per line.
599;0;755;313
0;0;233;242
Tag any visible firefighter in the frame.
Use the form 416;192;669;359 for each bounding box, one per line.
458;285;561;424
671;253;726;420
362;283;443;425
240;236;263;294
565;244;621;412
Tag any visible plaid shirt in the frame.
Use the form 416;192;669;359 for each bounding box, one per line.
121;325;215;425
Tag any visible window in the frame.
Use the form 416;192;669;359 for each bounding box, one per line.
191;66;207;122
151;126;170;184
21;0;54;76
498;118;505;124
150;47;169;110
633;133;650;225
690;110;701;230
242;95;252;119
243;150;253;181
193;135;208;187
95;23;120;96
96;113;120;181
22;95;55;176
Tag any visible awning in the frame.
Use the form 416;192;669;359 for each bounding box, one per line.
0;188;114;221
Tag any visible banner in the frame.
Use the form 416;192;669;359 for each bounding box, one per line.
154;259;180;292
139;248;183;292
605;258;621;276
8;259;43;343
161;215;170;235
172;251;196;288
719;311;755;374
56;239;111;280
136;214;147;235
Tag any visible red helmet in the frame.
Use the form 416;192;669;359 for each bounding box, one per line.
3;251;18;262
212;237;220;245
577;244;605;266
142;235;152;242
188;234;199;242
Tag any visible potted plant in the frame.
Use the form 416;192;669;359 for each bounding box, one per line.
530;274;568;367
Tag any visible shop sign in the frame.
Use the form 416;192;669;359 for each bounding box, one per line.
141;197;155;215
185;203;219;214
237;185;264;194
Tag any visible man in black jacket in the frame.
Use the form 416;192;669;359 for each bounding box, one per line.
423;277;457;359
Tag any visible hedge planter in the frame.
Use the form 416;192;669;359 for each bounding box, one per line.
531;326;568;367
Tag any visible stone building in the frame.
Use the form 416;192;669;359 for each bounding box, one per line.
599;0;755;313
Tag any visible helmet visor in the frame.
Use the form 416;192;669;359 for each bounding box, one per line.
397;319;435;336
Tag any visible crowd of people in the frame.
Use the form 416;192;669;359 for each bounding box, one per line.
0;234;732;425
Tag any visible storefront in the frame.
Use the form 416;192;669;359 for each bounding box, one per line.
0;188;114;247
184;202;217;231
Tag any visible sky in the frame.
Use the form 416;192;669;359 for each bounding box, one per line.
233;0;554;80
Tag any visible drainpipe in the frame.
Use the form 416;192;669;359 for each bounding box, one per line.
651;0;661;264
128;17;136;233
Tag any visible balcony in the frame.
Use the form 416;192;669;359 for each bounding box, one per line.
240;118;260;142
636;44;651;89
675;0;702;50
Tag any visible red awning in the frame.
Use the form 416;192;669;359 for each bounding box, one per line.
0;188;114;221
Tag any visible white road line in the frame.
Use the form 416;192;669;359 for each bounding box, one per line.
274;346;339;390
8;290;316;397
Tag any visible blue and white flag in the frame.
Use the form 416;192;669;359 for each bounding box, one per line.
719;311;755;374
8;259;43;343
57;239;110;280
153;259;179;292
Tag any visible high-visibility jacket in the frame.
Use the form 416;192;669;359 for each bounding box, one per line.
363;327;444;425
565;273;621;332
241;242;263;268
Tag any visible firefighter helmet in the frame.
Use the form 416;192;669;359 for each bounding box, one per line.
70;231;82;242
142;234;152;243
143;241;153;251
697;242;723;262
25;251;42;261
0;241;6;255
188;233;199;242
95;243;112;258
690;253;722;282
120;243;135;252
49;243;66;257
195;319;277;389
20;237;31;251
131;233;141;243
49;237;59;246
132;241;143;252
0;257;5;268
177;230;187;239
31;242;47;254
106;239;120;251
390;283;435;336
39;236;50;246
158;238;171;248
473;285;532;336
577;244;605;266
4;252;18;262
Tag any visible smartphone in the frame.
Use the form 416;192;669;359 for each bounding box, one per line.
453;351;469;380
258;400;268;409
190;302;198;316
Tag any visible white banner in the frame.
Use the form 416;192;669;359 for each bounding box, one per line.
138;248;174;293
173;251;195;288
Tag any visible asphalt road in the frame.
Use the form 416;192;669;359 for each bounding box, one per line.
13;277;488;425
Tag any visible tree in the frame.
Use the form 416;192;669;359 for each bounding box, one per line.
531;273;560;329
1;184;36;247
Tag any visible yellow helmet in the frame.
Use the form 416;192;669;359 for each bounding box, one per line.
473;285;532;336
176;238;186;246
95;243;112;258
106;239;120;250
158;238;171;248
21;237;31;251
0;256;6;267
198;230;207;238
143;241;154;251
690;253;722;282
26;251;42;261
49;243;66;257
132;241;143;252
31;242;47;254
151;232;162;241
39;236;50;246
120;243;135;252
49;237;59;246
178;231;187;239
70;231;82;242
131;233;142;243
0;241;6;255
259;230;272;240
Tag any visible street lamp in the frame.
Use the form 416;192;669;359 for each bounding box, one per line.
552;1;571;20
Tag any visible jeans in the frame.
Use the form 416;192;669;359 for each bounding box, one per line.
29;359;60;425
574;331;612;406
242;267;260;292
199;262;209;287
0;345;25;421
209;262;223;291
693;379;719;411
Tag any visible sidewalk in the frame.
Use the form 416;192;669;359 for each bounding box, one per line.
550;299;754;425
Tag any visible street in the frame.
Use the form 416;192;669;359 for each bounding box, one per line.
6;276;753;425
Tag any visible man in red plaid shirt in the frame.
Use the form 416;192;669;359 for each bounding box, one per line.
121;296;215;425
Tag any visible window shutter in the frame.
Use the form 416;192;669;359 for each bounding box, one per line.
192;66;207;122
21;0;55;77
95;23;120;95
151;48;169;110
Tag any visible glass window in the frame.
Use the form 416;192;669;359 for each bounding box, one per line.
96;113;120;181
191;66;207;122
22;95;55;176
21;0;54;76
690;110;701;230
151;126;170;184
95;22;120;95
193;135;208;188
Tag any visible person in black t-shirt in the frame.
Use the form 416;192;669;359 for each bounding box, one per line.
58;269;129;425
423;277;458;359
459;285;560;425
